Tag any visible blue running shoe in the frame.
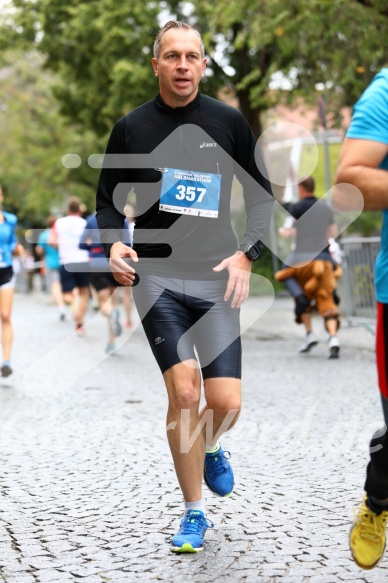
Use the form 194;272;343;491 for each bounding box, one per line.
171;510;214;553
105;342;116;354
204;444;234;497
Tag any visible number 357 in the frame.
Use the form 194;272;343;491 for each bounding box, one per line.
175;185;206;202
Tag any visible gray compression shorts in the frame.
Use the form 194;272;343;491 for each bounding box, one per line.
132;275;241;379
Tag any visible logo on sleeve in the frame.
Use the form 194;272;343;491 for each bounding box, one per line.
200;142;217;148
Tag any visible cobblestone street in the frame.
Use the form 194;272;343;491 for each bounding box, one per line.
0;291;386;582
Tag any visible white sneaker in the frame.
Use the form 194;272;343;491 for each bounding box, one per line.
328;335;340;359
299;333;318;353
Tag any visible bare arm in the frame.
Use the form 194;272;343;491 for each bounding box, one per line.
333;138;388;211
47;227;58;248
327;223;338;240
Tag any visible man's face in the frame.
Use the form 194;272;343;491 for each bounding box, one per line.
152;28;207;108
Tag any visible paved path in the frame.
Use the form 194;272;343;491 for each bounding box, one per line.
0;291;386;582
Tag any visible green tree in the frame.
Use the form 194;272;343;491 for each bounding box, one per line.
2;0;387;138
2;0;387;242
187;0;388;135
0;50;99;226
1;0;162;137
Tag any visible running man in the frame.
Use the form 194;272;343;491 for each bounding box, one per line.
79;212;131;353
334;68;388;569
96;21;273;552
49;197;90;335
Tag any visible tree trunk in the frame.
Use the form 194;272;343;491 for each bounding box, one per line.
237;89;262;139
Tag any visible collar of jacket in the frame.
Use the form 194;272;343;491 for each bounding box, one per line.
155;91;202;115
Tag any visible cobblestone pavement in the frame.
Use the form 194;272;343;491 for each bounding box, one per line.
0;292;387;583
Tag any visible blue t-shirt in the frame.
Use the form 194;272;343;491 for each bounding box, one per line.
0;211;18;268
79;213;132;269
37;229;60;270
346;68;388;303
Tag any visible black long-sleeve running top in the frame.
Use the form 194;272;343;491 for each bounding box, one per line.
96;91;274;279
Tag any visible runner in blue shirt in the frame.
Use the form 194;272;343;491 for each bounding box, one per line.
36;216;66;321
79;212;131;353
334;68;388;570
0;185;24;377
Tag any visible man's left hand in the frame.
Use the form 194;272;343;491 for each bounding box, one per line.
213;250;252;308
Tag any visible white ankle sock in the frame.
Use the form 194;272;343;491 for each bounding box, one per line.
205;441;220;454
184;499;205;513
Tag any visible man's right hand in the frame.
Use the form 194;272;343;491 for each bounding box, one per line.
109;241;138;286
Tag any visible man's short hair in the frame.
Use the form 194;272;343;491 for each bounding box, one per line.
153;20;205;59
299;176;315;193
67;196;81;214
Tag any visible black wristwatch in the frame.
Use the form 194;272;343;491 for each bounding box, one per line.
243;244;260;261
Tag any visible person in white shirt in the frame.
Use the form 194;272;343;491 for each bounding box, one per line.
49;197;90;335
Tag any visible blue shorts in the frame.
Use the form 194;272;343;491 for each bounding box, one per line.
59;263;90;293
133;275;241;379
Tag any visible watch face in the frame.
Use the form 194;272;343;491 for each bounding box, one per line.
246;245;259;260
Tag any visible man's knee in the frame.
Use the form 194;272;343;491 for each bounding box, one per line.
168;383;201;411
206;393;241;417
0;313;11;325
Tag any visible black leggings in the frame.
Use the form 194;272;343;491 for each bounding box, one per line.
365;302;388;499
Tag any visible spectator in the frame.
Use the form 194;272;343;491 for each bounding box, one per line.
276;176;341;358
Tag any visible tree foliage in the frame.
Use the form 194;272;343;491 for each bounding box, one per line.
2;0;162;137
1;0;388;231
0;50;99;226
2;0;387;139
187;0;388;134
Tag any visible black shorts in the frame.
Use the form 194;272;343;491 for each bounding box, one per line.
59;263;90;293
133;275;241;379
89;271;118;293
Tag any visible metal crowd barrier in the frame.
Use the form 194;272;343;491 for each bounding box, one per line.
339;236;380;332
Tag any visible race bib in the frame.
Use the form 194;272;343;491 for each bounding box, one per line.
159;168;221;218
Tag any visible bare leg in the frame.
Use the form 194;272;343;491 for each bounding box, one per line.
200;378;241;447
164;361;204;502
76;286;90;325
51;280;65;311
0;287;15;362
326;318;338;336
97;287;115;344
123;287;133;326
300;312;313;334
63;289;76;312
